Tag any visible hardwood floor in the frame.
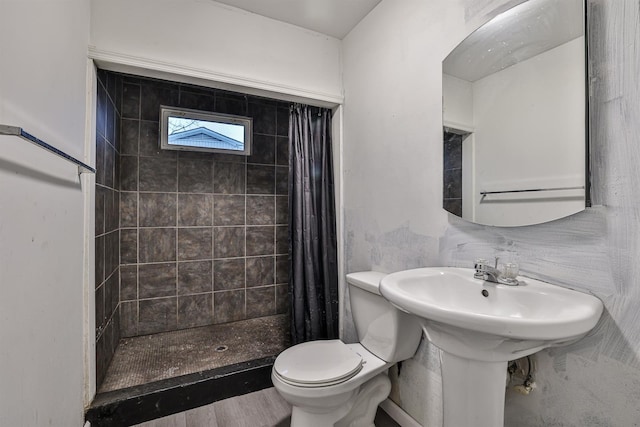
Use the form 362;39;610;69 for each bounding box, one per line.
133;388;291;427
132;387;401;427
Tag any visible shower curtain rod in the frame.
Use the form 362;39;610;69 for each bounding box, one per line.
0;124;95;174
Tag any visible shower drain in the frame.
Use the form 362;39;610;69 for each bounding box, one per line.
215;345;228;352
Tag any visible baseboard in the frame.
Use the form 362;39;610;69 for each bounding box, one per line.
380;398;422;427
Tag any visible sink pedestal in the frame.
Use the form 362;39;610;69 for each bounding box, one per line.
441;352;507;427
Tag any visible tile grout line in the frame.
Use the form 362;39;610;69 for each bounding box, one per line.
122;224;287;229
123;284;278;303
135;87;141;337
273;139;278;314
212;156;216;324
114;89;123;346
175;153;180;329
244;159;248;321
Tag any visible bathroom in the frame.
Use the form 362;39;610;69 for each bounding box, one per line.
1;0;640;426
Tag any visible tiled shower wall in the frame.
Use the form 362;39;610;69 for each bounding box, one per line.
113;72;291;338
443;132;462;216
95;70;122;386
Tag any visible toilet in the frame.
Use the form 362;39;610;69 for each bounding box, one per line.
271;271;423;427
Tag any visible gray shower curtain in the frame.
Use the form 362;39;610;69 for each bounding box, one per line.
288;104;338;345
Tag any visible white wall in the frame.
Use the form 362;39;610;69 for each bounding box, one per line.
0;1;92;426
472;37;585;226
343;0;640;425
442;74;473;130
342;2;456;421
90;0;343;105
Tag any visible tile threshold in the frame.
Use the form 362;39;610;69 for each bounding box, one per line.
87;356;275;427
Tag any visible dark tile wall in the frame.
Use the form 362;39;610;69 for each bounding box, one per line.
95;69;123;388
443;131;463;216
112;72;291;338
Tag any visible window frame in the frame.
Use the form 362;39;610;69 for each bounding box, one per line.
159;105;252;156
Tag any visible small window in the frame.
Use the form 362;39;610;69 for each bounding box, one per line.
160;106;252;155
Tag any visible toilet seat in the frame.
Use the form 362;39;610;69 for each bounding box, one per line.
273;340;363;387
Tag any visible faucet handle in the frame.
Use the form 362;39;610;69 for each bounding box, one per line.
474;258;487;269
474;259;488;279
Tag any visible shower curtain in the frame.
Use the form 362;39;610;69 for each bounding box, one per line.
288;104;338;345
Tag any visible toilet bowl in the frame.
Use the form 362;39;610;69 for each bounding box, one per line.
272;271;423;427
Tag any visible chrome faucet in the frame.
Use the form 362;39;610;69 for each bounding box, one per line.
474;257;519;286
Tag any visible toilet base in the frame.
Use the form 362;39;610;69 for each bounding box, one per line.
288;373;391;427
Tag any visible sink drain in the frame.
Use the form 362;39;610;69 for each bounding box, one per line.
215;345;228;352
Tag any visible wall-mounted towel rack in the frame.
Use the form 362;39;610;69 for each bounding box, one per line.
0;124;95;174
480;186;584;196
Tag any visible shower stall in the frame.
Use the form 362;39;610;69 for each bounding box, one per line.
92;69;292;422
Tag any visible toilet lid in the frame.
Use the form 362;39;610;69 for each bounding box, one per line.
274;340;363;386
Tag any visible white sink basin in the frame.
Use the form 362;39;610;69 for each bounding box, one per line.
379;267;604;427
380;267;602;354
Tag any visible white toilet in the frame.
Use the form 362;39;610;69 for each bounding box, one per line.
271;271;423;427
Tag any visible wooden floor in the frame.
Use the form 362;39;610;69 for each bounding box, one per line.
132;387;400;427
133;388;291;427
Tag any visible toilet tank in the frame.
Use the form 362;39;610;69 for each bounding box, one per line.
346;271;422;363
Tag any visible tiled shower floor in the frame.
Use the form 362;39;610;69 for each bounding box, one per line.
99;314;290;393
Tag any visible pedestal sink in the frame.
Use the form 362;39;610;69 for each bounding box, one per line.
379;267;603;427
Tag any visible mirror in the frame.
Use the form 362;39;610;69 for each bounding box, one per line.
442;0;588;227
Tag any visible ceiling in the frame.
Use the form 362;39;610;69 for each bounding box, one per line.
212;0;382;39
